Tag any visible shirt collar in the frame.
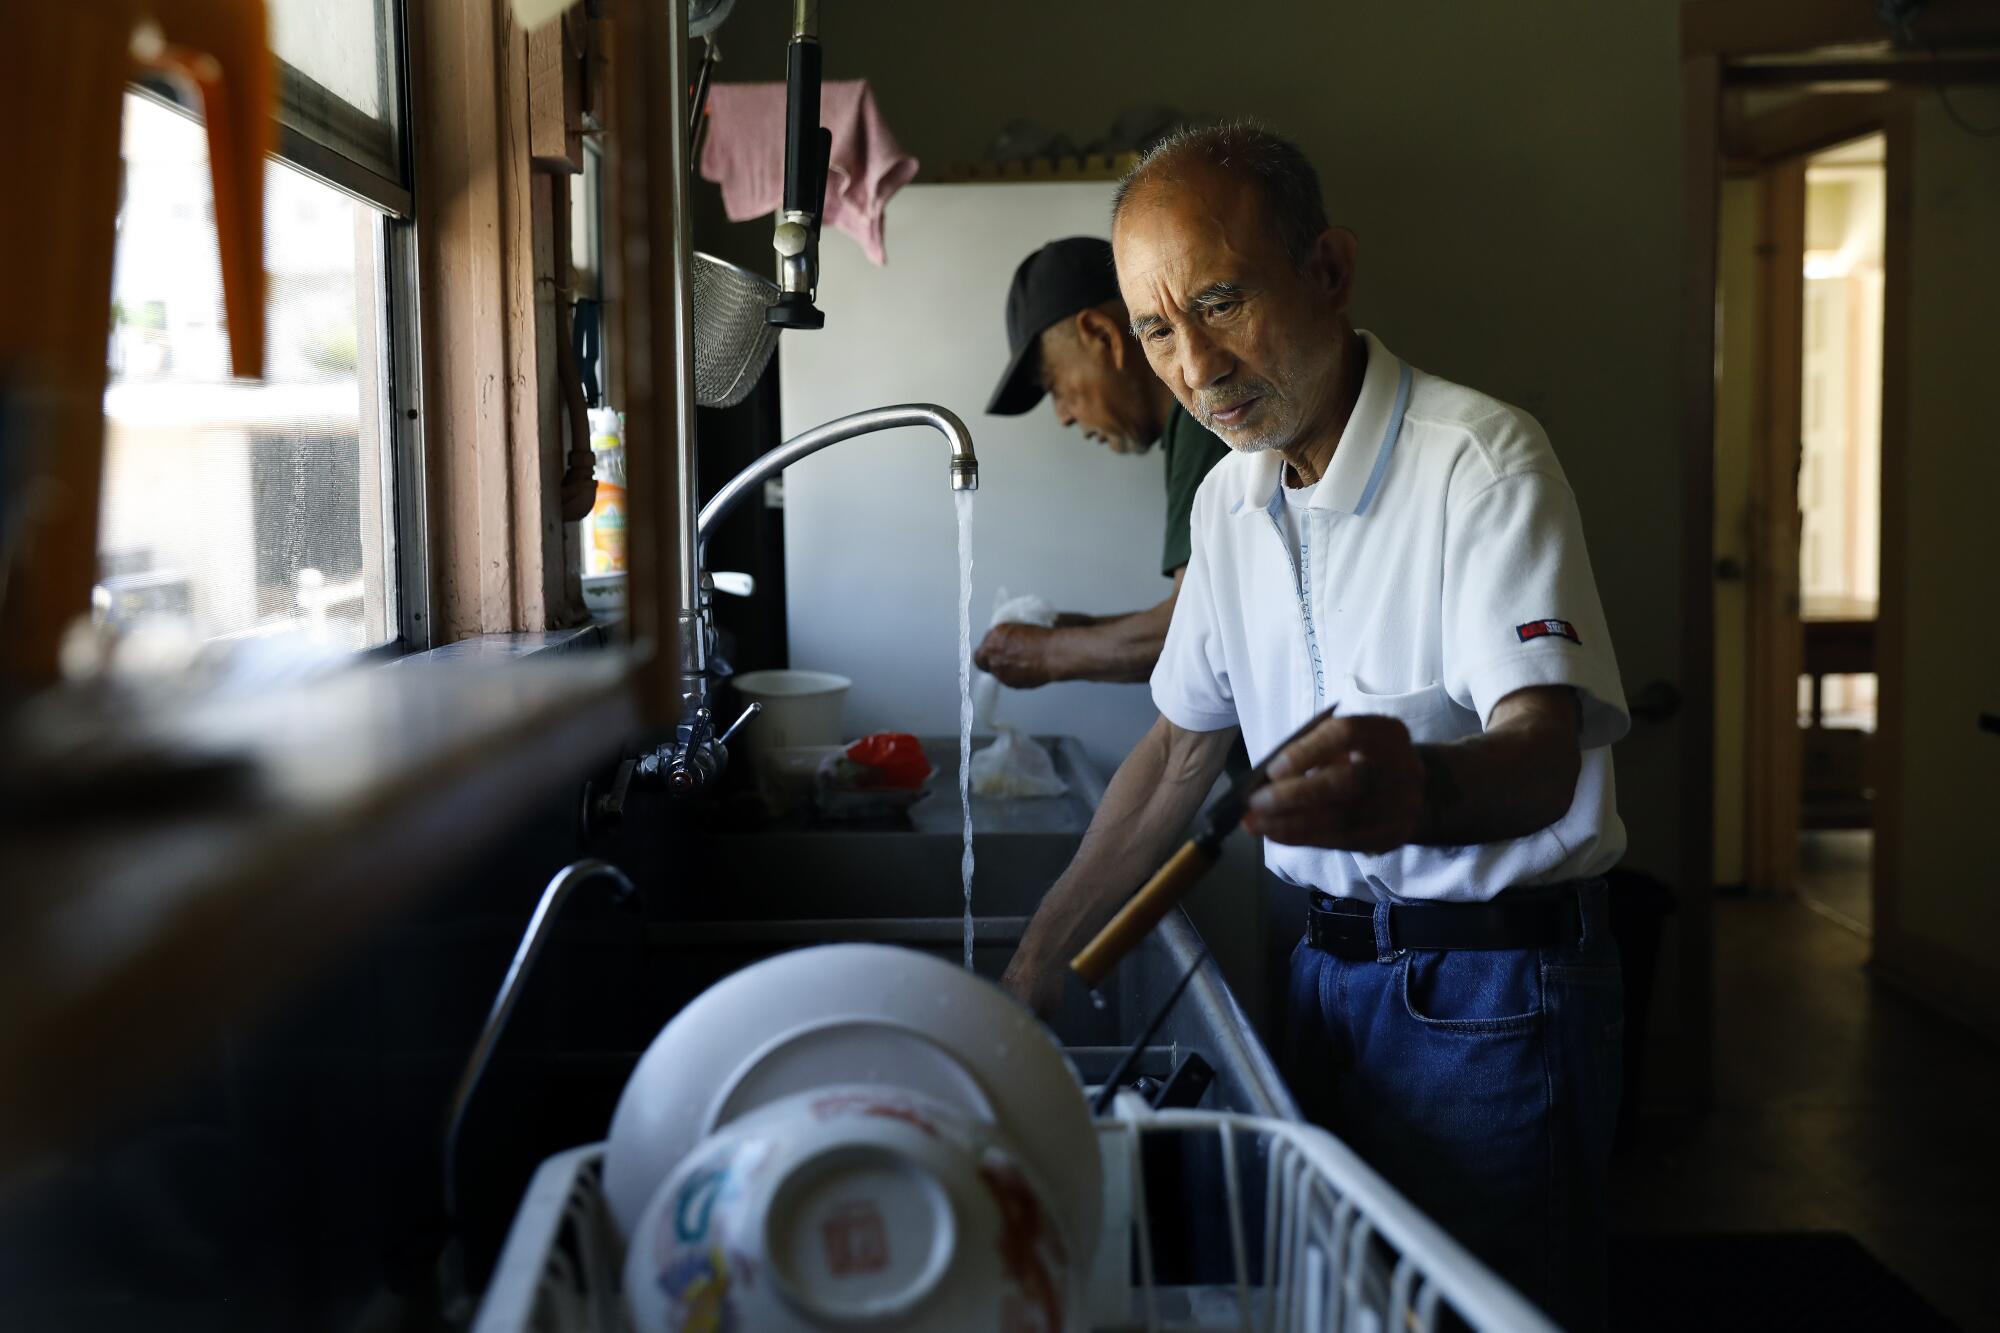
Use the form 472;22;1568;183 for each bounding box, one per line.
1232;330;1410;518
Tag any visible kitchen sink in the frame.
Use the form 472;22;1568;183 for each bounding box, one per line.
594;735;1295;1120
441;735;1294;1284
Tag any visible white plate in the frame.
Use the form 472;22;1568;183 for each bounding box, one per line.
603;944;1102;1272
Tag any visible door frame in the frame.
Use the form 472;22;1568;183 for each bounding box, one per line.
1725;96;1901;900
1742;150;1807;901
1673;0;1982;1108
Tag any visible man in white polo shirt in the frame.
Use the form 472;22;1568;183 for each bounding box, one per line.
1001;124;1629;1329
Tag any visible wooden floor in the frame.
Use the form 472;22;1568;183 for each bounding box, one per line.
1612;895;2000;1329
1798;829;1873;935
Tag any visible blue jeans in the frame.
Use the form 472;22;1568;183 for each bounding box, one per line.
1282;881;1623;1331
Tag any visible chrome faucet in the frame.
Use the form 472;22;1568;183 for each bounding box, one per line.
641;5;978;797
696;403;979;540
643;404;978;795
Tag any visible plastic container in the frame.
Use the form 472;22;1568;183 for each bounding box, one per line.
730;670;852;760
581;411;626;578
813;734;937;820
758;744;849;811
588;408;622;454
586;458;627;577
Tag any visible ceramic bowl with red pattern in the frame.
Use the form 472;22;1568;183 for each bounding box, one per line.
623;1084;1076;1332
603;944;1101;1269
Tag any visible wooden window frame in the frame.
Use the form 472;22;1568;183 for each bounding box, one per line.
405;0;596;642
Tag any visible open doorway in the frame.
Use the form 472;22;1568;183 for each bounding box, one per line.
1795;134;1885;934
1655;23;2000;1319
1711;109;1889;937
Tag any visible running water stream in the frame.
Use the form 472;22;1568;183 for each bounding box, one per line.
955;490;976;969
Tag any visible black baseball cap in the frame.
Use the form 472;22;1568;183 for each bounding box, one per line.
986;236;1122;416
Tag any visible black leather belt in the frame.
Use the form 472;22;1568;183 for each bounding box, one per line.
1306;890;1584;961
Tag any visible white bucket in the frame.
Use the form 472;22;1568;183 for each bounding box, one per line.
731;669;852;760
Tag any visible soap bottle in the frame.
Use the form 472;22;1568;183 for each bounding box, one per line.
584;409;626;576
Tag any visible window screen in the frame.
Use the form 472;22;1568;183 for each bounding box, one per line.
269;0;404;187
100;92;398;653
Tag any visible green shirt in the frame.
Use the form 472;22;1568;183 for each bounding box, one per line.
1160;404;1231;577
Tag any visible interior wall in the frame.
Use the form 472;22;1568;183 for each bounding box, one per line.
777;181;1166;779
1876;89;2000;1036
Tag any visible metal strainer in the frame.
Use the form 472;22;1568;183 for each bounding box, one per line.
691;252;781;409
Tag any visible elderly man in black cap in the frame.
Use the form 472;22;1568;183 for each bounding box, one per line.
977;237;1229;689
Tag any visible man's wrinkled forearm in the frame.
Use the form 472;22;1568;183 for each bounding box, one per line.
1044;598;1175;683
1007;717;1236;979
1412;689;1581;846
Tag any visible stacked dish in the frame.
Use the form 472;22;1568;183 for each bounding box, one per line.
603;944;1100;1331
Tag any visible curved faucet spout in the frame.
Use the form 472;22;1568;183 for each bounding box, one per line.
661;404;976;796
696;403;978;551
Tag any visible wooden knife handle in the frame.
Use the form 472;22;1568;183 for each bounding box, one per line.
1070;840;1218;989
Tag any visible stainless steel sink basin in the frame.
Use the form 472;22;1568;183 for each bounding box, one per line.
601;735;1297;1120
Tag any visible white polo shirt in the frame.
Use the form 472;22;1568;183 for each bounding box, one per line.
1152;332;1628;902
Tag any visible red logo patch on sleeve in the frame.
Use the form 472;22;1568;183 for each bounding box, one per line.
1517;619;1581;645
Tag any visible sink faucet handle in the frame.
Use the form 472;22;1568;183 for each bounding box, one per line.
716;700;762;748
711;571;756;597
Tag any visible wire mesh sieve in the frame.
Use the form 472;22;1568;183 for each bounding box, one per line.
690;252;781;409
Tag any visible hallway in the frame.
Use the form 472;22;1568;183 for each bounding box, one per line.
1612;896;2000;1328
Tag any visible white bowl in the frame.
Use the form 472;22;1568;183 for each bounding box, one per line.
623;1085;1077;1332
603;945;1100;1271
732;670;852;759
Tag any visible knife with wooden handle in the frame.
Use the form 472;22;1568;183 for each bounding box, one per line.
1070;703;1338;988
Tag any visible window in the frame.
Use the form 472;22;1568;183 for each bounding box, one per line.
102;0;421;654
268;0;406;194
100;92;400;652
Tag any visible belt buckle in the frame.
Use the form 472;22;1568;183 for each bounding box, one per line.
1309;898;1377;961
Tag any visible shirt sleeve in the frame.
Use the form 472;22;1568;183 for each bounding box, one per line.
1441;469;1629;750
1160;412;1230;577
1150;478;1238;732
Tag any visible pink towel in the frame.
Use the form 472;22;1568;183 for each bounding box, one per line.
699;80;919;266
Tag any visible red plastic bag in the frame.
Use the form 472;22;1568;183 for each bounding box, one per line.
843;732;933;789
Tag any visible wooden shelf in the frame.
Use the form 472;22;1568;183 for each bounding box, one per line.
0;653;638;1171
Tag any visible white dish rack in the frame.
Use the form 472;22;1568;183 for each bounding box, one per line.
471;1101;1558;1333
